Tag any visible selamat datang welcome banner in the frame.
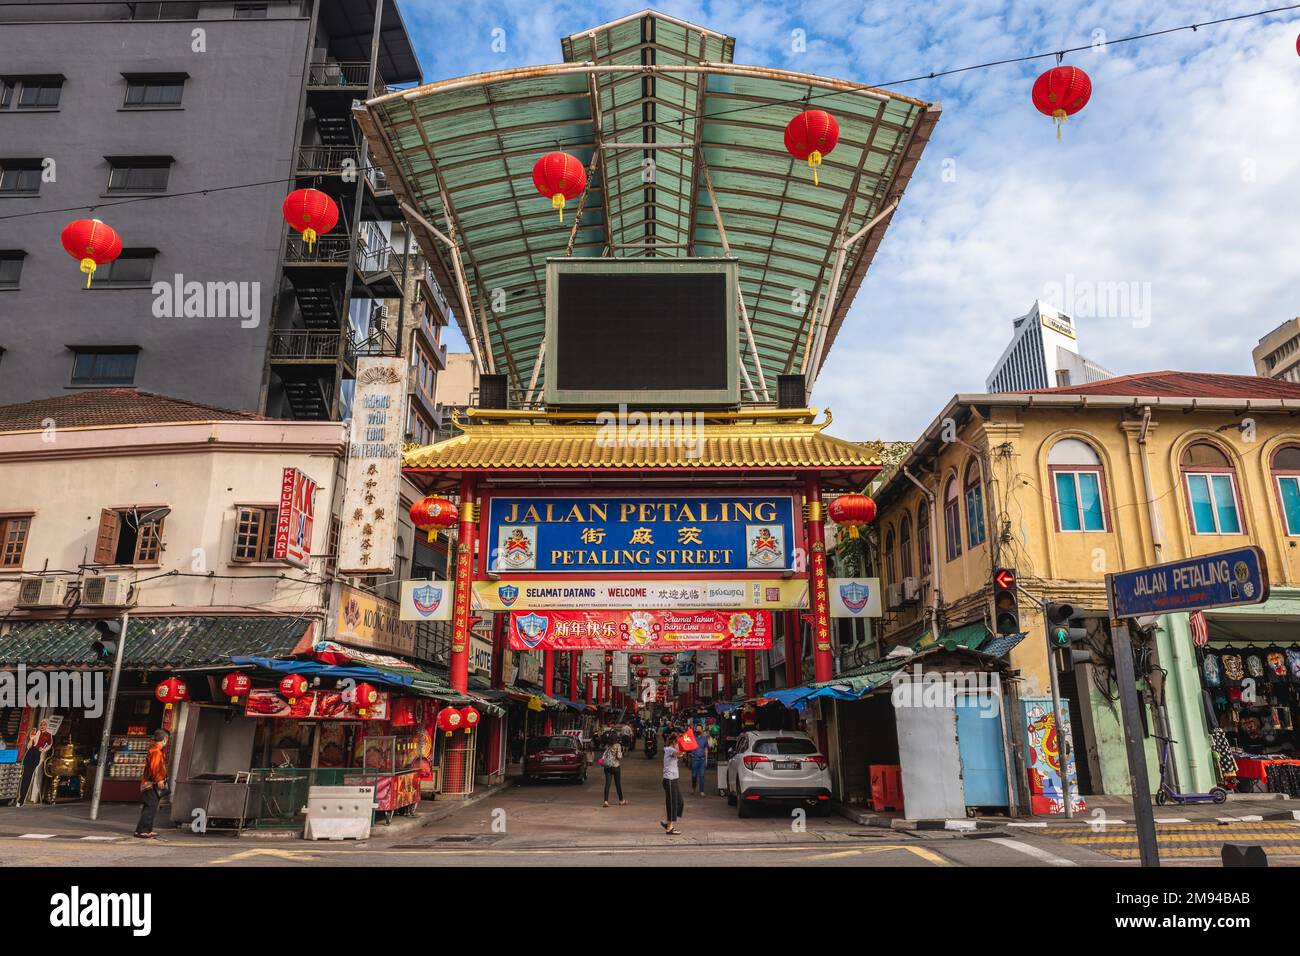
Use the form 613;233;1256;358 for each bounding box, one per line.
508;608;772;651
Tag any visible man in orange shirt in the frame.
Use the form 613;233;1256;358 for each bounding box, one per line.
134;730;169;838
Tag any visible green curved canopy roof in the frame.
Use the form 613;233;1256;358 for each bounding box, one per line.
356;9;939;398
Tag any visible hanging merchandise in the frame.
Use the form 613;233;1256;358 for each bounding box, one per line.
1268;650;1288;680
60;218;122;288
282;188;339;251
1031;64;1092;141
531;152;586;223
1288;649;1300;681
1221;653;1244;684
1202;652;1221;688
784;109;839;185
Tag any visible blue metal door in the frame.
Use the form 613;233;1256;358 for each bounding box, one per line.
955;694;1010;807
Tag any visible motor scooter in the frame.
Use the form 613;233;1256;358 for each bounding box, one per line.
644;733;657;758
1154;734;1228;805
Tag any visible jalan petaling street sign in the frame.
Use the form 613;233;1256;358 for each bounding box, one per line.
484;492;798;573
1107;545;1270;618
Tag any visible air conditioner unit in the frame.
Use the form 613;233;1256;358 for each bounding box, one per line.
18;575;68;609
902;576;923;604
885;583;904;611
82;574;132;608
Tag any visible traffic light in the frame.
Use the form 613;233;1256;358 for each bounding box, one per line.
1045;602;1090;670
992;568;1020;634
92;619;121;664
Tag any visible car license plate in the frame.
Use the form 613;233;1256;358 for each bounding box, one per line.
773;761;800;770
543;756;562;763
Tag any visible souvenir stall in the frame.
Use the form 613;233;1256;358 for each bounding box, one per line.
1197;615;1300;795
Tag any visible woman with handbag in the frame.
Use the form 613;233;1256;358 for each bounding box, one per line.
600;731;626;807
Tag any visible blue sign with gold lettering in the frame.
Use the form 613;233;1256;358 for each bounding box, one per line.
486;494;797;574
1108;546;1269;618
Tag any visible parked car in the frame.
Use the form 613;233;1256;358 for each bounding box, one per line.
523;735;588;784
724;730;832;817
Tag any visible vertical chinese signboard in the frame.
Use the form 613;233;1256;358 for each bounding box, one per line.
274;467;317;567
338;358;405;574
810;548;832;657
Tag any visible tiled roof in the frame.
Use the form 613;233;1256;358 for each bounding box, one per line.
0;616;311;669
0;388;266;432
404;422;884;472
1020;371;1300;400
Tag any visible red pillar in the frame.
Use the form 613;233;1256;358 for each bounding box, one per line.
805;476;834;682
745;651;756;698
449;476;477;694
569;651;579;699
723;651;733;700
785;609;801;688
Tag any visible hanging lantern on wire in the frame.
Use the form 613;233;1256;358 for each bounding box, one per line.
460;705;480;730
784;109;840;185
353;682;379;717
660;654;675;665
437;706;463;736
221;671;252;704
409;495;458;542
154;677;188;713
1031;65;1092;141
531;151;586;223
630;654;644;665
827;493;877;539
281;187;339;251
60;218;122;288
278;673;308;705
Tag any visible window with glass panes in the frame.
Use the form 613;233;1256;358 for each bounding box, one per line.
232;506;276;562
0;164;42;194
1049;438;1107;532
964;461;986;547
0;252;24;288
1;516;31;568
1274;446;1300;536
899;517;913;579
917;504;931;576
943;477;962;560
124;76;185;106
96;250;155;286
1181;443;1242;535
108;159;171;193
71;349;138;386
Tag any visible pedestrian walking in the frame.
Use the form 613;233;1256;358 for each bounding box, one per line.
660;736;685;835
600;732;627;807
689;723;709;795
134;729;169;838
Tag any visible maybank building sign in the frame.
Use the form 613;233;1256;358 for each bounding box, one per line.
486;494;797;574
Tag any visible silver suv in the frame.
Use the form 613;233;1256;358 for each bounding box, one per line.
724;730;832;817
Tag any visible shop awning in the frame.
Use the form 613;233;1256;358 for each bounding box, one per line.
0;616;312;670
231;656;465;702
759;656;909;711
912;622;990;653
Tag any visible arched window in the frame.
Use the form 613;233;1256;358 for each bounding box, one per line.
884;528;896;584
1273;446;1300;535
1049;438;1107;532
965;460;986;547
900;515;913;579
943;476;962;561
917;503;931;576
1181;442;1242;534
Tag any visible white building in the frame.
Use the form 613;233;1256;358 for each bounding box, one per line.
985;301;1114;393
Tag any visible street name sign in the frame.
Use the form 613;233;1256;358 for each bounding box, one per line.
1107;546;1269;619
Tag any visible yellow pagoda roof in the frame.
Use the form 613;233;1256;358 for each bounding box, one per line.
402;408;881;484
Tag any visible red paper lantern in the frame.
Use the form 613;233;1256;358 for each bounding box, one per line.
636;667;649;677
460;705;480;729
1031;65;1092;140
154;677;189;710
828;493;877;539
531;151;587;223
630;654;644;665
659;668;671;677
660;654;675;665
784;110;840;186
281;187;339;250
60;218;122;288
278;673;308;704
353;682;379;716
657;677;668;685
409;495;458;542
437;706;464;736
221;671;252;703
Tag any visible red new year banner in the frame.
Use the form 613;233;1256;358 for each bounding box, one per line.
509;609;772;651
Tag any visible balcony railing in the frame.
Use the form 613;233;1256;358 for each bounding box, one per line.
270;330;345;362
285;235;352;264
351;328;399;357
307;61;373;89
297;145;360;175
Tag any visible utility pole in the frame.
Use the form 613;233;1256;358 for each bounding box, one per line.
89;608;130;821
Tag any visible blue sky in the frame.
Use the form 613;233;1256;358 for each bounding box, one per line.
398;1;1300;440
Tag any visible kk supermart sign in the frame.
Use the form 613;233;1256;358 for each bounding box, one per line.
508;609;773;651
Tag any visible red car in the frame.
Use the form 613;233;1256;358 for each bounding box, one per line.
523;735;588;784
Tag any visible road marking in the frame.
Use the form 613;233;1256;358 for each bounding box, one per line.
1006;822;1048;828
80;836;120;842
208;848;325;865
18;834;57;840
987;837;1078;866
1154;817;1191;824
944;820;977;831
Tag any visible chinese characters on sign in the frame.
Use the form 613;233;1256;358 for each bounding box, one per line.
509;609;773;651
811;548;832;653
338;358;405;574
471;578;808;610
486;494;797;573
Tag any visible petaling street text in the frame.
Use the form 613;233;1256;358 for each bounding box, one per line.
499;499;780;524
